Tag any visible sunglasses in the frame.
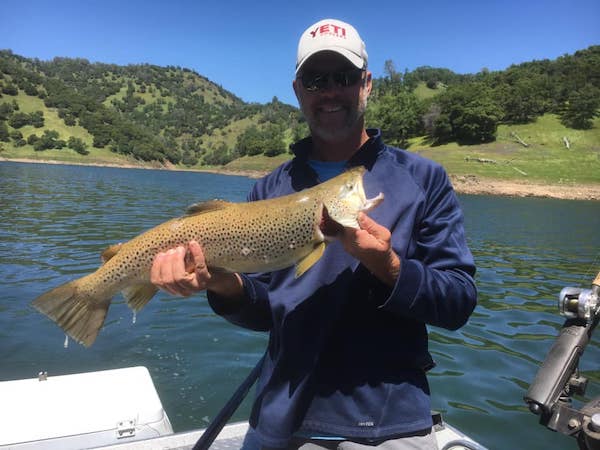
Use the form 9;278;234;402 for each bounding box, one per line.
298;68;365;92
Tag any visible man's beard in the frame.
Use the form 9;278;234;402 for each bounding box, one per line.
302;94;368;142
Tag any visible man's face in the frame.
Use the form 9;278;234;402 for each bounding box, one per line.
293;52;372;142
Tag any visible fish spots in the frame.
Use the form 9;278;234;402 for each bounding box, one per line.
30;168;374;348
169;221;182;232
178;200;323;272
94;169;369;288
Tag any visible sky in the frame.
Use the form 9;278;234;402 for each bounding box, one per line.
1;0;599;106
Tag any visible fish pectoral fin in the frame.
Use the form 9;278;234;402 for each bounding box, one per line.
295;242;327;278
101;243;123;263
122;283;159;312
185;199;232;216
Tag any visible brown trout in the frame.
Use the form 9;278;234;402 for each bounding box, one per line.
32;167;383;347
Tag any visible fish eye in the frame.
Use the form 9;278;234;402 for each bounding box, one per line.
338;181;356;199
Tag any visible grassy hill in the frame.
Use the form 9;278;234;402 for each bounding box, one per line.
410;115;600;184
195;112;600;186
0;48;598;186
0;50;301;165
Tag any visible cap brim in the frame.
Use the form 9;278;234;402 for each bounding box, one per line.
295;47;364;75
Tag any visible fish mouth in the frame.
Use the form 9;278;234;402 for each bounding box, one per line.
319;205;345;238
318;192;385;238
361;192;384;213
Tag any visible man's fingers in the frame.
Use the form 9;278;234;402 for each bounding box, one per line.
170;246;190;282
189;241;212;287
150;242;214;297
151;247;196;296
189;241;208;272
150;252;163;285
151;252;182;296
160;248;187;295
358;213;390;242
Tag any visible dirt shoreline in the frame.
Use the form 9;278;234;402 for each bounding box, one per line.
2;157;599;201
449;174;600;201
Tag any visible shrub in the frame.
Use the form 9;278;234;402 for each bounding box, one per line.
2;84;18;96
8;112;30;128
0;121;9;141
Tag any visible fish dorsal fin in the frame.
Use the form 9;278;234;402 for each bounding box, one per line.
101;243;123;263
295;242;327;278
122;283;159;312
185;200;232;216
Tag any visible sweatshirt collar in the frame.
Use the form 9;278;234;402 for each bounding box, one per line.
290;128;384;170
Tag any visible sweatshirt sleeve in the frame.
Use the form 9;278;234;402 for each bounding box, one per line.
207;272;272;331
380;166;477;330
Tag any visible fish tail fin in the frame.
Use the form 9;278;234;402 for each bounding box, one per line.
31;275;112;347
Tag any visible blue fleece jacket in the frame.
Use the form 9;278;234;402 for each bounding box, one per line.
207;129;477;448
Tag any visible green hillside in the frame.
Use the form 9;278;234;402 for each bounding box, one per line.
411;115;600;184
0;51;303;166
0;47;598;185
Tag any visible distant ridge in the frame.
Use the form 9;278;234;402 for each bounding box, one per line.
0;46;598;186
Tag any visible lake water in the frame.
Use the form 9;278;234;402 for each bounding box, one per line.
1;161;599;449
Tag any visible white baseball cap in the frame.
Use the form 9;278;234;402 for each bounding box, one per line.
296;19;368;74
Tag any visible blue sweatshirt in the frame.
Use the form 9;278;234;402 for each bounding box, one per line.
208;129;477;448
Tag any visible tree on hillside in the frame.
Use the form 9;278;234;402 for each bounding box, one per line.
2;83;18;95
366;90;422;147
559;84;600;129
428;83;502;144
261;123;287;156
404;66;465;91
67;136;89;155
377;60;403;95
181;148;199;166
422;104;452;144
384;60;402;84
203;142;236;166
292;120;309;143
260;96;294;125
370;60;407;100
30;111;44;128
8;112;30;128
33;130;64;151
236;123;287;157
0;121;9;142
236;125;262;156
9;129;22;141
7;110;44;128
496;78;546;124
0;102;15;120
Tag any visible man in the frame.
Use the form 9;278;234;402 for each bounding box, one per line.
151;18;477;450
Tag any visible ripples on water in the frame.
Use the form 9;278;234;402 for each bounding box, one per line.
1;161;598;449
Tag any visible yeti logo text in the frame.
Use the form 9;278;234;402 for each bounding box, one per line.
310;24;347;39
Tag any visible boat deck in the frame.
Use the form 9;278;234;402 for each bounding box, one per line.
93;415;487;450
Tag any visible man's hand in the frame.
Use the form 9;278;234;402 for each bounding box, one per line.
340;213;401;287
150;241;243;298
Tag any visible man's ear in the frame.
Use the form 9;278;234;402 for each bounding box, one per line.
365;71;373;95
293;78;301;100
